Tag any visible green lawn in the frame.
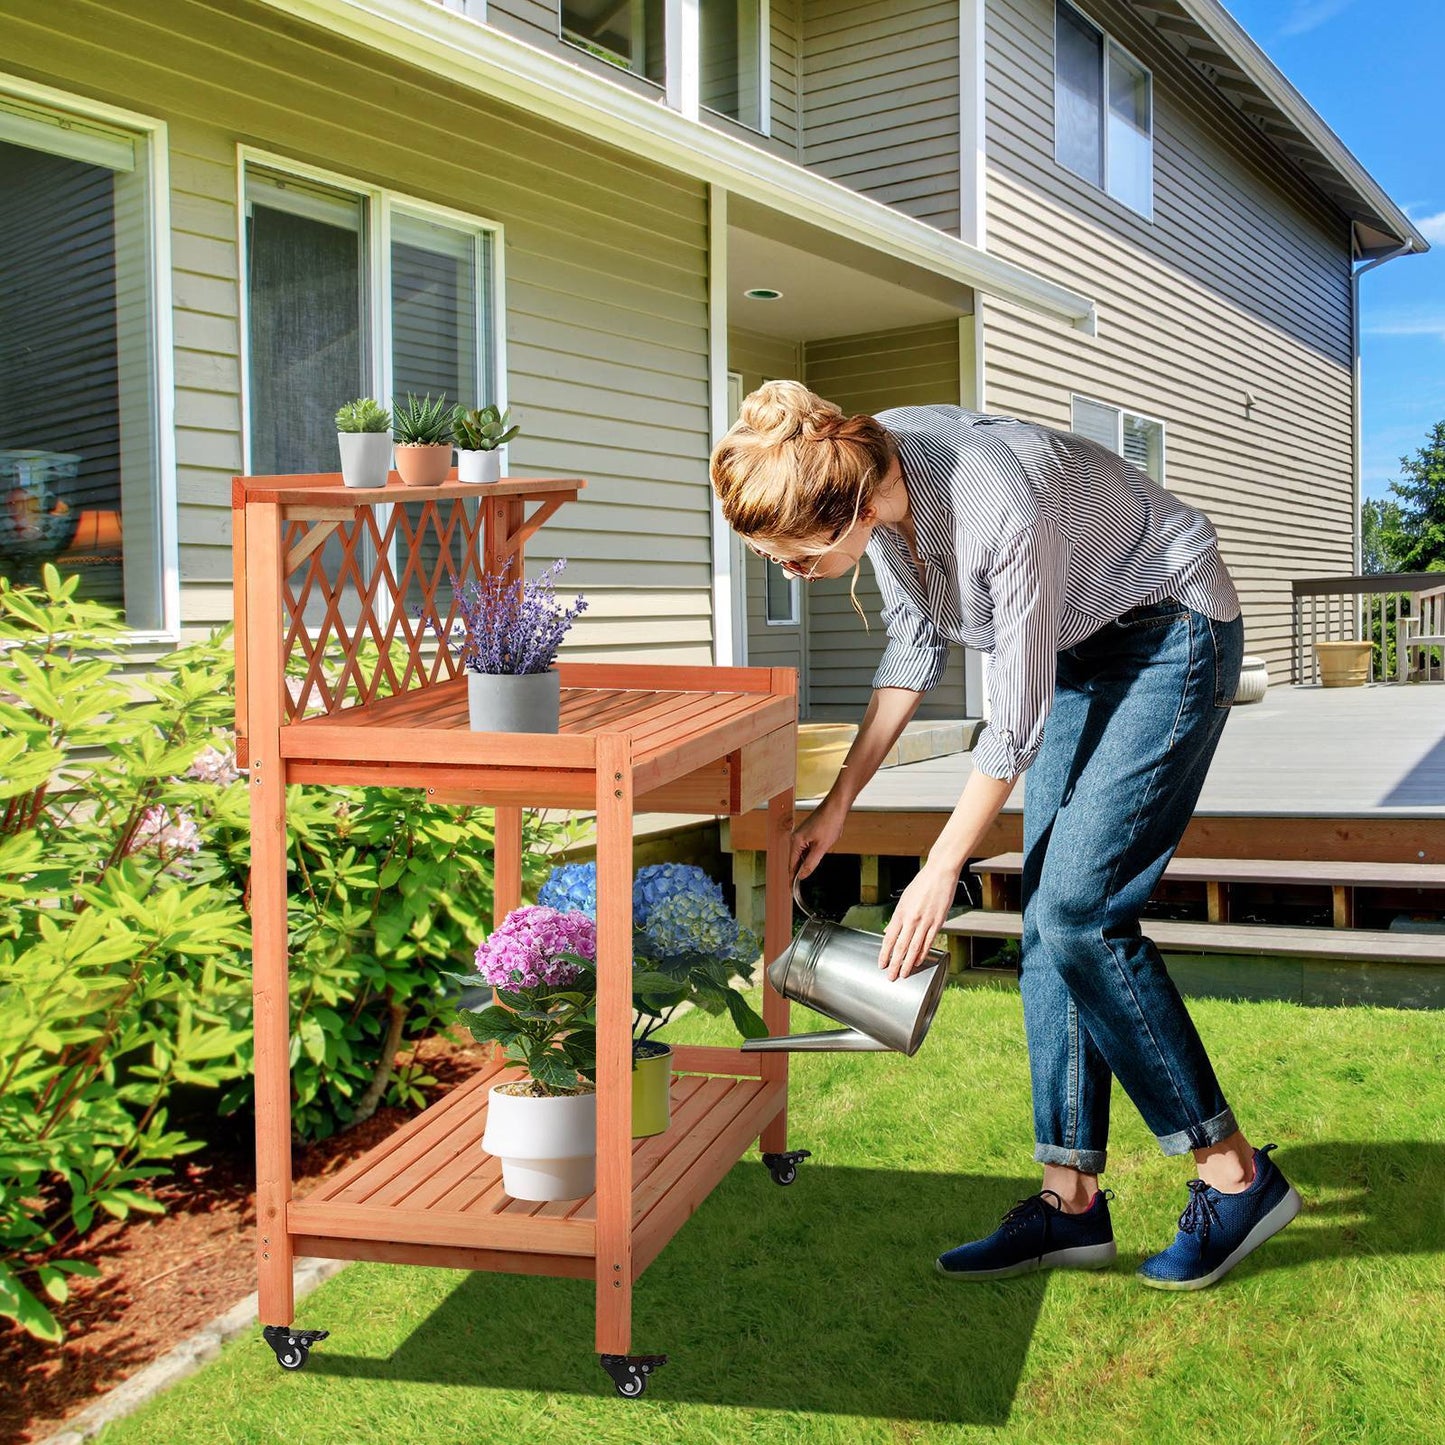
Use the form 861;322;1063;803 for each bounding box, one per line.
100;985;1445;1445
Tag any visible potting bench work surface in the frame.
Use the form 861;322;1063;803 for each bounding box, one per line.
233;472;799;1397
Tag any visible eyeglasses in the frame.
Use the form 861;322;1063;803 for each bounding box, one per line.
745;513;865;580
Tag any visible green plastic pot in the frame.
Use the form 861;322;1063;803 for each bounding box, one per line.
632;1041;673;1138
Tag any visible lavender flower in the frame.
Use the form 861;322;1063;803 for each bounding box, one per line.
473;904;597;990
455;559;587;676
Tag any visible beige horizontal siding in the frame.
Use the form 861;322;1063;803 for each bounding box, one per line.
800;0;961;235
983;0;1356;682
5;0;715;659
770;0;801;156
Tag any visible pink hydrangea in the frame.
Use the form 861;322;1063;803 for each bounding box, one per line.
474;905;596;990
130;804;202;858
188;744;240;786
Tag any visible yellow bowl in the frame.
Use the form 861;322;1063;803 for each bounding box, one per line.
796;722;858;800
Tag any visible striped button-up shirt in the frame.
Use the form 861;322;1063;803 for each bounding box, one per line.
866;404;1240;781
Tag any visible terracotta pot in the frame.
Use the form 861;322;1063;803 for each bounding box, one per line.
394;442;452;486
481;1083;596;1201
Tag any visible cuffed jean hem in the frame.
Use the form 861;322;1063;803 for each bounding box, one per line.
1034;1142;1108;1173
1155;1104;1239;1158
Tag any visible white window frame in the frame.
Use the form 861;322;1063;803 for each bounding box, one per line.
1052;0;1154;222
1070;392;1167;486
0;73;179;642
236;147;507;480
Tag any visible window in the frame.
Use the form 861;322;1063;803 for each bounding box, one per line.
562;0;666;86
242;157;499;623
701;0;764;131
764;558;799;625
0;92;169;632
1055;1;1153;218
1071;395;1165;484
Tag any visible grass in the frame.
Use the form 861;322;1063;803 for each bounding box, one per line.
99;985;1445;1445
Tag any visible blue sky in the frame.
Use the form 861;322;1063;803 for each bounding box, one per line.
1221;0;1445;501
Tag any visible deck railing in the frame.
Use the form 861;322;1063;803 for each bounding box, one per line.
1291;572;1444;685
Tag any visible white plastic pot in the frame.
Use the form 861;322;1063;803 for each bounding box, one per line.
457;448;502;483
337;432;392;488
481;1083;596;1201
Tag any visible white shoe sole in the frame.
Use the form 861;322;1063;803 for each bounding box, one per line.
1137;1185;1302;1292
935;1240;1117;1280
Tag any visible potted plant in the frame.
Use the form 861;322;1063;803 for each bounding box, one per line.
462;905;599;1201
1314;638;1374;687
334;398;392;488
453;559;587;733
539;861;766;1137
392;392;454;486
452;403;520;484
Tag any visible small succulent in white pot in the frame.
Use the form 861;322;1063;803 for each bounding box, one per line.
392;392;453;486
452;403;519;484
335;398;392;488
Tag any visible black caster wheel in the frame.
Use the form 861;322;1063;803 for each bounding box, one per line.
600;1352;667;1398
763;1148;811;1186
263;1324;330;1372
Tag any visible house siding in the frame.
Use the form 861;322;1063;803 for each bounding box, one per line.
800;0;962;234
983;0;1356;680
3;0;716;660
803;321;967;719
770;0;801;156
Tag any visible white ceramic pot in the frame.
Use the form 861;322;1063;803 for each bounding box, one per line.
482;1083;596;1201
467;668;561;733
457;448;502;484
337;431;392;489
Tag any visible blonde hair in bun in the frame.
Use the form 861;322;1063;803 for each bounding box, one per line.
710;380;897;547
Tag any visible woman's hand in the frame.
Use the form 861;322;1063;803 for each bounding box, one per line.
879;861;959;981
790;796;846;880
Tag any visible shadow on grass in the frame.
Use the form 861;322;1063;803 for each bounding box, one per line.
308;1166;1044;1422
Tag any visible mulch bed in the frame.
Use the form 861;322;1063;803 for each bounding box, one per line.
1;1036;481;1445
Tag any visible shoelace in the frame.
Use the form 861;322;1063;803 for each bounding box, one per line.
1000;1190;1065;1259
1178;1179;1223;1242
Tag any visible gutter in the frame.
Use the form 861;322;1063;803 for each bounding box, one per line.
1350;239;1415;574
258;0;1098;335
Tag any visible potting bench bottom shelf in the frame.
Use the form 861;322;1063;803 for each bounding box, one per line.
289;1053;786;1283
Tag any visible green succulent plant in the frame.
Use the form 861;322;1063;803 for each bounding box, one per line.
452;403;520;452
334;397;391;433
392;393;454;446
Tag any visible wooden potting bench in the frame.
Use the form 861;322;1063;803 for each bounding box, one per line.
232;471;799;1397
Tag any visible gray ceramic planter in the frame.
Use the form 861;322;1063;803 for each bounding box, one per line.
467;668;561;733
337;431;392;488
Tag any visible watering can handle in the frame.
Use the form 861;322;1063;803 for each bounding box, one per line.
791;865;821;923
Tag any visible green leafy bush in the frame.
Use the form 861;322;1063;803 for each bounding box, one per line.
0;567;560;1342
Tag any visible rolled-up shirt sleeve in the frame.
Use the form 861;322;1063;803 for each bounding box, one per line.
969;517;1068;781
870;561;951;694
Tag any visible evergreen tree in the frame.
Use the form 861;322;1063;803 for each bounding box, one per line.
1388;420;1445;571
1361;496;1407;574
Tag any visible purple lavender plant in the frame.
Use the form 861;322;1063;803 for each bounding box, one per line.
456;559;587;676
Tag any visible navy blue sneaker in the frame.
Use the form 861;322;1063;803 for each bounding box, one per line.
1137;1145;1301;1291
936;1189;1117;1280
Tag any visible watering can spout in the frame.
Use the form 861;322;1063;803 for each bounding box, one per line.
741;1027;892;1053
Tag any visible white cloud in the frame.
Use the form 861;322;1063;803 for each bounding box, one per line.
1278;0;1355;37
1410;210;1445;245
1364;312;1445;343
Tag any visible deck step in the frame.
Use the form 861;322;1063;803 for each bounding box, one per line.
969;854;1445;889
941;910;1445;965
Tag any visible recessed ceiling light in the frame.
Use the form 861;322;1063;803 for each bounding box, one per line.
744;287;783;300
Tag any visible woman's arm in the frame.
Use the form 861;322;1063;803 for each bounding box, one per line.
791;685;923;878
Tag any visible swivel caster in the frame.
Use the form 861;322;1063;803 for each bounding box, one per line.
263;1324;330;1372
763;1148;811;1186
599;1352;667;1398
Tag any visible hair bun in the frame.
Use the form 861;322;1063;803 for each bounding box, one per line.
738;379;843;444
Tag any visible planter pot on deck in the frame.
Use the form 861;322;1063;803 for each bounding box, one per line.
457;448;502;484
482;1083;596;1202
1315;640;1373;688
337;432;392;489
631;1041;673;1138
394;442;452;486
1233;654;1269;704
467;668;561;733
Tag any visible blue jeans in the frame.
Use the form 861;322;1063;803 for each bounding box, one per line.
1020;602;1245;1173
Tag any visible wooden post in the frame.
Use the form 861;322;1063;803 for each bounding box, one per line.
980;872;1005;912
245;502;295;1327
1206;880;1228;924
594;736;634;1355
1332;885;1354;929
759;669;796;1155
859;854;880;905
494;805;523;924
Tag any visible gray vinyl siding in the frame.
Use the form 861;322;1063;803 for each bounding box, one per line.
484;0;668;103
770;0;801;156
4;0;715;660
983;0;1356;682
800;0;961;234
728;329;806;686
802;321;967;719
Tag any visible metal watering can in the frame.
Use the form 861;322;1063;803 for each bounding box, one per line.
741;877;948;1054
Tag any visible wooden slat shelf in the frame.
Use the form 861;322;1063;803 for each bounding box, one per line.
234;470;799;1378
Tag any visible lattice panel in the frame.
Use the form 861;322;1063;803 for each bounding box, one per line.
280;498;490;722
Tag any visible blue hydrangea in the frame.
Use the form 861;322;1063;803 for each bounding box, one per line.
632;863;724;929
638;891;759;969
538;861;597;917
